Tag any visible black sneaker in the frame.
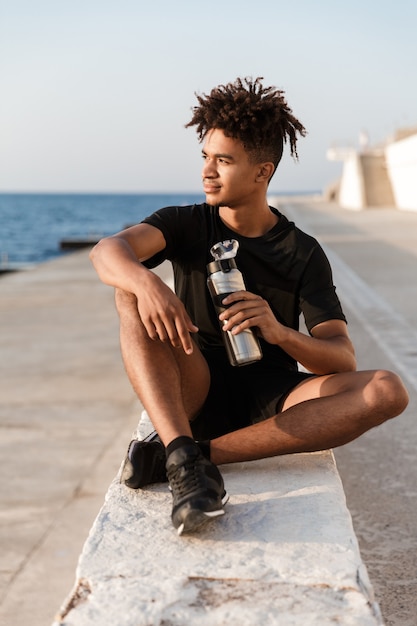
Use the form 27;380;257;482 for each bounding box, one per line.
166;443;228;535
120;432;167;489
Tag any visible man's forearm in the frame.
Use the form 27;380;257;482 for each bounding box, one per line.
90;236;150;294
277;326;356;375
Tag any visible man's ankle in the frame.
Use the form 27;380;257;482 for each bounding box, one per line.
165;436;196;458
165;436;210;461
197;439;210;460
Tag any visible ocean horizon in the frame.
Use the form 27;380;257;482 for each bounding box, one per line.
0;191;319;269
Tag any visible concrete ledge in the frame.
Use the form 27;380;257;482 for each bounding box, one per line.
54;413;382;625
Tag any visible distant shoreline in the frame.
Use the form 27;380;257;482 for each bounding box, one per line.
0;191;324;272
0;189;322;197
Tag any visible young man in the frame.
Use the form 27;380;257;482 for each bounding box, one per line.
90;77;408;536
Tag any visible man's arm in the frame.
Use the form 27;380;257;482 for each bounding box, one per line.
90;224;198;354
219;292;356;375
90;223;165;292
272;318;356;375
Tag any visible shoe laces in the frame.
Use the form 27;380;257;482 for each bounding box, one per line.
168;454;207;499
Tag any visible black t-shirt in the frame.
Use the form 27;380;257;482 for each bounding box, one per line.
142;203;346;370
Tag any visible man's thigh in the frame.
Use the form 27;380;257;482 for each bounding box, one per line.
281;369;379;411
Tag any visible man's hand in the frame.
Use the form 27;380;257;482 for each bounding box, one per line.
90;223;198;355
136;272;198;355
220;290;356;375
219;291;283;345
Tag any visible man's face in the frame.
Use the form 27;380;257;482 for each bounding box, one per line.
201;129;262;207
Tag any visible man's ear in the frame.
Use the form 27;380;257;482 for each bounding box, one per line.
256;162;275;183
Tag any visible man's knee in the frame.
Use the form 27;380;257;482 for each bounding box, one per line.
114;288;137;316
367;369;409;421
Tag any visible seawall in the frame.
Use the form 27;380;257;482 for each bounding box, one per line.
53;259;382;626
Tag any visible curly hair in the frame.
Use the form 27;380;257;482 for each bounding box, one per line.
185;77;306;175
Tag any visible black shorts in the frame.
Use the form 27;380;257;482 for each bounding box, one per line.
190;349;315;440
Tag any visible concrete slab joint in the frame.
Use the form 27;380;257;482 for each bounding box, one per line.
53;412;383;626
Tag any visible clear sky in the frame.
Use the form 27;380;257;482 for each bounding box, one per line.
1;0;416;194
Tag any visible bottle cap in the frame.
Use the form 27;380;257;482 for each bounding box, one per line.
210;239;239;261
207;258;237;274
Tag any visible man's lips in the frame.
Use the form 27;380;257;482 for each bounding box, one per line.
203;183;221;193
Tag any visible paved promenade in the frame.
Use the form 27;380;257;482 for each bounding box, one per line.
1;198;416;625
0;250;141;625
280;199;417;626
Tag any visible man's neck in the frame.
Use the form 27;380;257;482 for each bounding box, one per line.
218;202;278;238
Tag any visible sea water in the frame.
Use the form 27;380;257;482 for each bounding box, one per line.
0;191;315;268
0;193;205;267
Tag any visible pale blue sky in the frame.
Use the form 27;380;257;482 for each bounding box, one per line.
1;0;416;193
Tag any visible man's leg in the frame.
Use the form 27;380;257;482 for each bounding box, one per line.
115;288;227;534
210;369;409;465
115;288;210;444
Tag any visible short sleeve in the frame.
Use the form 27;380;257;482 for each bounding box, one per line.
299;244;346;332
141;206;188;268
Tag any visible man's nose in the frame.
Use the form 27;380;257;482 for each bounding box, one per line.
202;158;217;178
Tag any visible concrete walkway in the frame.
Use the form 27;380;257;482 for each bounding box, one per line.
1;198;416;625
0;250;140;625
281;199;417;626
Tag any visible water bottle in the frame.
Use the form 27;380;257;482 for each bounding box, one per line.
207;239;262;366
